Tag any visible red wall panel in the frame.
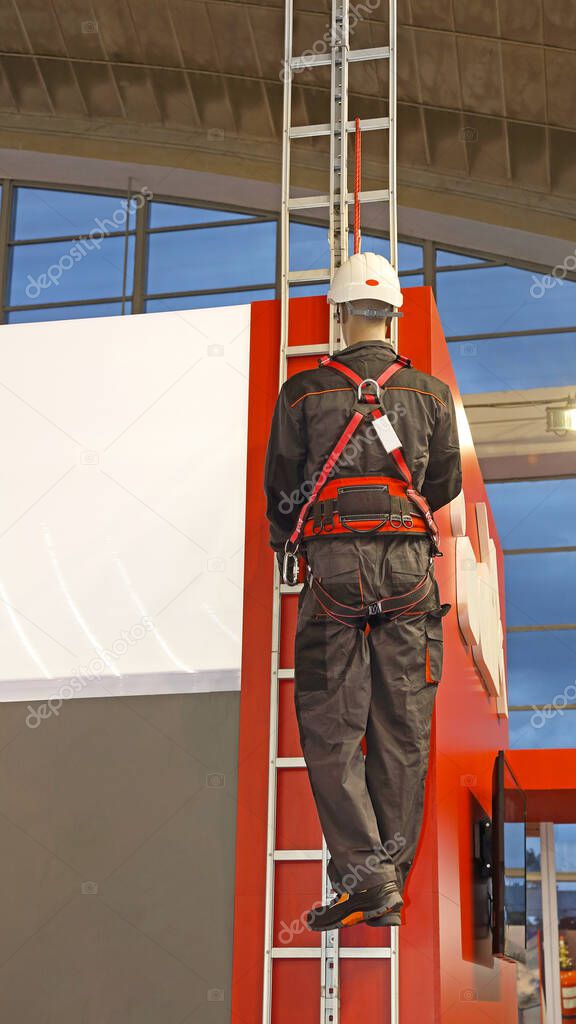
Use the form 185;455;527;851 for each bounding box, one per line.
232;289;518;1024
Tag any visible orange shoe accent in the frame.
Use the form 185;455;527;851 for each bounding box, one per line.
340;911;365;927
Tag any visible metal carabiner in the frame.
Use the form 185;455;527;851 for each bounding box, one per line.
282;541;300;586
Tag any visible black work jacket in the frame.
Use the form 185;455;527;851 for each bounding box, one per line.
263;338;463;554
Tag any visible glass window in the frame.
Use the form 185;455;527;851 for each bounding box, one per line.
290;222;330;273
401;274;424;287
9;236;134;306
145;289;275;312
12;187;136;240
436;249;493;267
507;630;576;706
509;709;576;748
449;333;576;393
358;234;424;272
289;282;328;298
504;552;576;627
486;479;576;549
6;303;127;323
437;265;576;336
555;825;576;874
146;221;276;295
148;202;254;230
287;224;423;276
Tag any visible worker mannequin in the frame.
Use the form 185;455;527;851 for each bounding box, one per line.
264;252;462;930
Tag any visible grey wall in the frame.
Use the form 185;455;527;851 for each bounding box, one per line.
0;691;240;1023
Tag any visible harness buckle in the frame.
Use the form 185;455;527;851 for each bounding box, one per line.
390;513;403;529
368;601;382;616
282;542;300;586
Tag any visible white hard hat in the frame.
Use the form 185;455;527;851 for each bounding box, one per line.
327;251;404;309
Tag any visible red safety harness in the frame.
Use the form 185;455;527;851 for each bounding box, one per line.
283;352;442;590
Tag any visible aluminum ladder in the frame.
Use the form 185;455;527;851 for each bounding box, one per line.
263;1;400;1021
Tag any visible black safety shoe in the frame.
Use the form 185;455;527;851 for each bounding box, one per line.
365;910;402;927
305;880;403;932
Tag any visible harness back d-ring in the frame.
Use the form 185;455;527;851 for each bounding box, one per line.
357;378;381;402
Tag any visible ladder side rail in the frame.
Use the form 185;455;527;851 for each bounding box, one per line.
388;0;399;353
263;2;293;1019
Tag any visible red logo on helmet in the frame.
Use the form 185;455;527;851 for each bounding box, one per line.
365;279;379;286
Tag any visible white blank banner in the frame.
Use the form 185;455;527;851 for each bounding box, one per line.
0;305;250;701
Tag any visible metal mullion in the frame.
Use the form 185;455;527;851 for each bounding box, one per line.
540;823;563;1024
146;216;273;235
132;189;149;314
485;473;576;484
423;239;435;293
6;294;130;313
120;180;132;315
144;282;275;302
437;260;505;272
510;704;576;712
448;325;576;342
507;624;576;632
0;179;14;323
9;230;135;247
503;545;576;555
8;180;132;198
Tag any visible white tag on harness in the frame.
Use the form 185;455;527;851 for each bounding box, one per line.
373;413;402;453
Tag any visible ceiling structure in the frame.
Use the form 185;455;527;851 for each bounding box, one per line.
0;0;575;238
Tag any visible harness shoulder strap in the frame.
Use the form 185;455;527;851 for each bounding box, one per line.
288;356;407;548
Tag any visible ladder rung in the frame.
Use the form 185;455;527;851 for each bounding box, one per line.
272;947;322;958
286;345;330;358
341;947;393;958
355;188;390;205
277;668;294;679
271;946;392;959
274;849;323;860
348;46;391;63
280;580;304;591
289;116;389;140
276;757;306;768
287;268;330;283
289;46;390;71
288;188;389;211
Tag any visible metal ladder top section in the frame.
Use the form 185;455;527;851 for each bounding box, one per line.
263;3;400;1024
279;0;399;358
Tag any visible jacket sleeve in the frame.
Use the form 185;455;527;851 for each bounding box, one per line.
263;383;307;554
421;385;463;513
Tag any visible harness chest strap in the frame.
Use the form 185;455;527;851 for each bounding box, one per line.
287;353;441;553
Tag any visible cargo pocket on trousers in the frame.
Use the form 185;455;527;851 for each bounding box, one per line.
424;604;450;684
294;582;329;692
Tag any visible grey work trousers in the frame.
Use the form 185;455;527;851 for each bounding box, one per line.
293;534;449;897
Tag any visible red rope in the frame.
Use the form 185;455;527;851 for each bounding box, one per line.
354;117;361;254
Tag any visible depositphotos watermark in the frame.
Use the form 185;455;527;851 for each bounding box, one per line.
24;186;152;300
278;833;406;944
530;682;576;729
280;0;381;80
25;615;154;729
530;249;576;299
277;401;407;516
